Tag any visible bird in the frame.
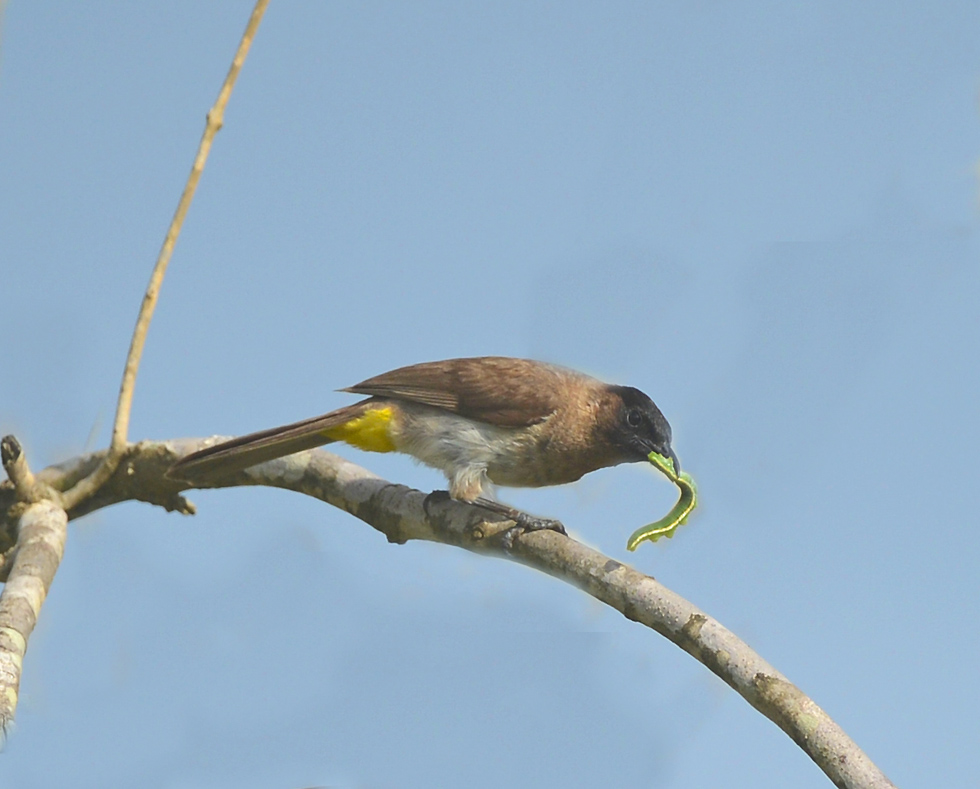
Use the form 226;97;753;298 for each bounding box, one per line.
167;357;678;537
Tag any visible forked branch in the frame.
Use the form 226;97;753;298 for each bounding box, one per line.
60;0;271;511
0;0;270;737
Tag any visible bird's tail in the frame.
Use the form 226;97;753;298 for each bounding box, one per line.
167;400;380;483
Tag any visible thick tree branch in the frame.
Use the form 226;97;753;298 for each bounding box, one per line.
0;501;68;738
0;439;895;788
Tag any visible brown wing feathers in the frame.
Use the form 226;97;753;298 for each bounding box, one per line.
342;357;565;428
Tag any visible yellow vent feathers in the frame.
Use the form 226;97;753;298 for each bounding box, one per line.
321;407;396;453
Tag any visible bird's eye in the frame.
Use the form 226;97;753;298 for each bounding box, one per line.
626;409;643;428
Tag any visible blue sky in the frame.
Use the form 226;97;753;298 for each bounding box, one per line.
1;3;978;787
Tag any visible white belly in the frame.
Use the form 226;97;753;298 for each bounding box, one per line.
392;404;533;501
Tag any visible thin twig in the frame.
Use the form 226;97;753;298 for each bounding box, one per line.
0;501;68;737
3;440;898;789
60;0;271;511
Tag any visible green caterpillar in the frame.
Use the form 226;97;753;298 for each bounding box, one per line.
627;451;699;551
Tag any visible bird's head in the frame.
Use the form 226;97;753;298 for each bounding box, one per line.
606;385;679;474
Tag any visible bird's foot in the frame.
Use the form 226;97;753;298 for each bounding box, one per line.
473;498;566;549
424;491;565;548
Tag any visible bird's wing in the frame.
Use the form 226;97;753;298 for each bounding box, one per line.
341;357;571;428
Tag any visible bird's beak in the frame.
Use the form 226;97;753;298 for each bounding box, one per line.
666;447;680;477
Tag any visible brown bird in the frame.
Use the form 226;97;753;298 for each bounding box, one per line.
167;357;677;536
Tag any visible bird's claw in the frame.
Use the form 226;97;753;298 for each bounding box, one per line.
500;513;566;550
